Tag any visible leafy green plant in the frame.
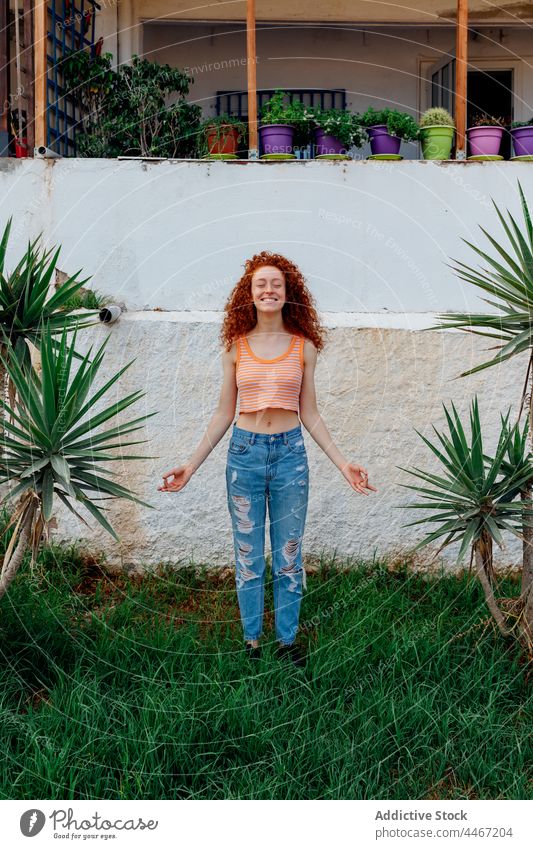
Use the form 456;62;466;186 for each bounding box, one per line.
259;90;289;124
59;287;110;312
359;106;419;142
0;321;158;600
61;50;117;156
259;91;316;148
310;107;368;148
62;52;202;158
260;90;314;127
511;117;533;129
398;398;533;646
422;180;533;652
196;114;248;158
419;107;455;128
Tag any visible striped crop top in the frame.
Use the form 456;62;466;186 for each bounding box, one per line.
236;334;305;413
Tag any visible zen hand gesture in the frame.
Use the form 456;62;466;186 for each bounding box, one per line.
341;462;377;496
158;464;194;493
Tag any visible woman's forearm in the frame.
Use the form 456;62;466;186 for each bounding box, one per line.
187;410;235;473
301;410;349;471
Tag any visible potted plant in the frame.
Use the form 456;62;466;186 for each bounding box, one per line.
197;114;247;158
310;107;368;157
466;114;505;157
359;106;419;156
259;90;314;156
418;107;455;160
510;117;533;157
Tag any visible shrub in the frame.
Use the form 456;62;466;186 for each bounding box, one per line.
359;107;419;142
310;107;368;148
62;52;201;158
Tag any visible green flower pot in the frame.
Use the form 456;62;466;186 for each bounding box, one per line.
420;124;455;160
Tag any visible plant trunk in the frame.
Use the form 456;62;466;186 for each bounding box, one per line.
0;342;6;459
0;499;36;600
519;362;533;649
519;483;533;650
474;531;513;639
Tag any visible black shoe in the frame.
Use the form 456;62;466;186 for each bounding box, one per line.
245;642;262;661
276;642;306;668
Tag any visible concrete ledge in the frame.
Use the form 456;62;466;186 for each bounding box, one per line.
105;309;467;331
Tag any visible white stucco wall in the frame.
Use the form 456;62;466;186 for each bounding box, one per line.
0;158;530;571
1;158;532;313
36;313;526;573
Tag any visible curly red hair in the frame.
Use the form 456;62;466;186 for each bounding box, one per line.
220;251;328;353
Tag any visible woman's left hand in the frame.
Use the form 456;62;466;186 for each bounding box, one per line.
341;462;378;495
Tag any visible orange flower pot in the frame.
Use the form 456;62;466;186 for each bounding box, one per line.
206;125;240;155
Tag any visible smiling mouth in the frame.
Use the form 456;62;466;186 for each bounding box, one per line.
260;297;278;302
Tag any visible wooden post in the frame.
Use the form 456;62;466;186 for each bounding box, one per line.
34;0;47;150
455;0;468;158
24;0;35;155
246;0;258;159
0;0;9;155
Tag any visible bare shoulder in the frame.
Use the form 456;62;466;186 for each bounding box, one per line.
223;340;239;367
302;337;318;365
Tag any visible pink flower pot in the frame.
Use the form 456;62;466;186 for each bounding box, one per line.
466;126;504;157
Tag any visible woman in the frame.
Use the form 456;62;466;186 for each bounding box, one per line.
158;251;377;666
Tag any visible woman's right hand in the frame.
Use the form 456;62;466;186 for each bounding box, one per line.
158;464;194;493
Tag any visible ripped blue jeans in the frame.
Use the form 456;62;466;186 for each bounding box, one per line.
225;423;309;646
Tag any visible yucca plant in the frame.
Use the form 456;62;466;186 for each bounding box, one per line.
427;181;533;378
497;414;533;601
397;398;533;649
0;217;101;426
0;320;158;600
425;179;533;650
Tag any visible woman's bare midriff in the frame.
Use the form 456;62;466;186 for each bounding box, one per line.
236;407;300;434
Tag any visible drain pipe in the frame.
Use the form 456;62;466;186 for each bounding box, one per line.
99;305;122;324
35;145;62;158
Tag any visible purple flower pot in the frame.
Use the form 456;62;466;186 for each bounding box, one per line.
314;129;346;155
367;124;401;156
466;126;504;157
510;125;533;157
259;124;294;155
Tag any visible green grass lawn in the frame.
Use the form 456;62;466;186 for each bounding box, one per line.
0;540;531;800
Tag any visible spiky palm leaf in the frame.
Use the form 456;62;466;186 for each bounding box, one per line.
0;216;101;372
0;320;158;559
396;397;533;564
487;414;531;503
424;180;533;377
